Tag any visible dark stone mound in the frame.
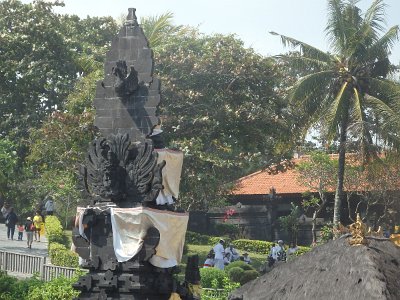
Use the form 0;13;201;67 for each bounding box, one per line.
229;236;400;300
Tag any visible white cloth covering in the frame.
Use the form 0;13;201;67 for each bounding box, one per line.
155;149;184;205
110;207;188;268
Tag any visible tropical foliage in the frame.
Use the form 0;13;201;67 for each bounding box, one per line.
154;28;293;209
273;0;400;225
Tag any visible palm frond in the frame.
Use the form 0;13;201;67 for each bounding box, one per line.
323;81;349;139
288;71;335;112
270;31;331;62
325;0;346;52
364;94;400;132
366;25;399;62
275;55;332;72
140;12;182;49
363;0;386;35
368;77;400;105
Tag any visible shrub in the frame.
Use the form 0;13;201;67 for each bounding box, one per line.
185;231;230;247
227;267;244;283
202;276;240;300
294;246;312;256
225;261;259;286
213;223;239;238
49;242;79;268
208;236;231;246
225;260;254;272
45;216;66;245
28;275;80;300
320;223;334;242
0;271;42;300
232;239;274;255
199;267;225;288
239;270;258;285
185;231;210;245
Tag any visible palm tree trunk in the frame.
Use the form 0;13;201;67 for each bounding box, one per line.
333;118;347;228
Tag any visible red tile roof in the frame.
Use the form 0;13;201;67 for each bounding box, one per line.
232;157;309;196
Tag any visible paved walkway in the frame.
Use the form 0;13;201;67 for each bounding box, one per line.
0;222;48;257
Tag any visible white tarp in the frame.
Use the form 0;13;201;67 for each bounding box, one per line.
110;207;188;268
155;149;184;205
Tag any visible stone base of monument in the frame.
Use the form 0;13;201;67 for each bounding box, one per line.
72;205;188;300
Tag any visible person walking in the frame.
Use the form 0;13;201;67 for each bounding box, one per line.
44;196;55;216
5;207;18;240
1;202;11;219
25;217;34;249
33;210;43;242
213;239;225;270
17;223;24;241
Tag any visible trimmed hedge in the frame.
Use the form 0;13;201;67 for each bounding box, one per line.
185;231;230;247
200;267;226;288
225;261;255;272
45;216;65;245
232;239;274;255
239;270;258;285
49;242;79;268
28;275;80;300
228;267;244;283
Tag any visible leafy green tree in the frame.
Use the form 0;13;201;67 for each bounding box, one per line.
342;154;400;226
297;152;337;243
0;0;77;140
279;202;301;245
272;0;400;226
154;29;293;210
14;7;118;214
0;138;17;197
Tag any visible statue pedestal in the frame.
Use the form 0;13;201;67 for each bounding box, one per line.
73;206;188;299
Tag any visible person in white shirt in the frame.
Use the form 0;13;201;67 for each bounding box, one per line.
271;240;286;262
213;239;225;270
225;244;240;262
287;242;298;261
243;252;252;264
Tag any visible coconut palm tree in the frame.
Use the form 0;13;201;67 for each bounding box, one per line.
272;0;400;226
140;12;184;50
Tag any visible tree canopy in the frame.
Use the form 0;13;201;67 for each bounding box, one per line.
153;28;293;209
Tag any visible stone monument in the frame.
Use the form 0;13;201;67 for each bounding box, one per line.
72;9;196;300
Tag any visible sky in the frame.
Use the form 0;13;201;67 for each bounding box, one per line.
22;0;400;64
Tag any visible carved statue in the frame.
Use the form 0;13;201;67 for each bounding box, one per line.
80;133;165;206
112;60;139;98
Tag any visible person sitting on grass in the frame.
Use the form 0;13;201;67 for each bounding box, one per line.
243;252;252;264
203;253;214;268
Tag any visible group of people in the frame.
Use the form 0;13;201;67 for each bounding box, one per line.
1;197;55;249
267;240;298;267
204;239;252;270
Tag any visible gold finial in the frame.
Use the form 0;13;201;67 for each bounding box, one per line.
348;213;369;246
